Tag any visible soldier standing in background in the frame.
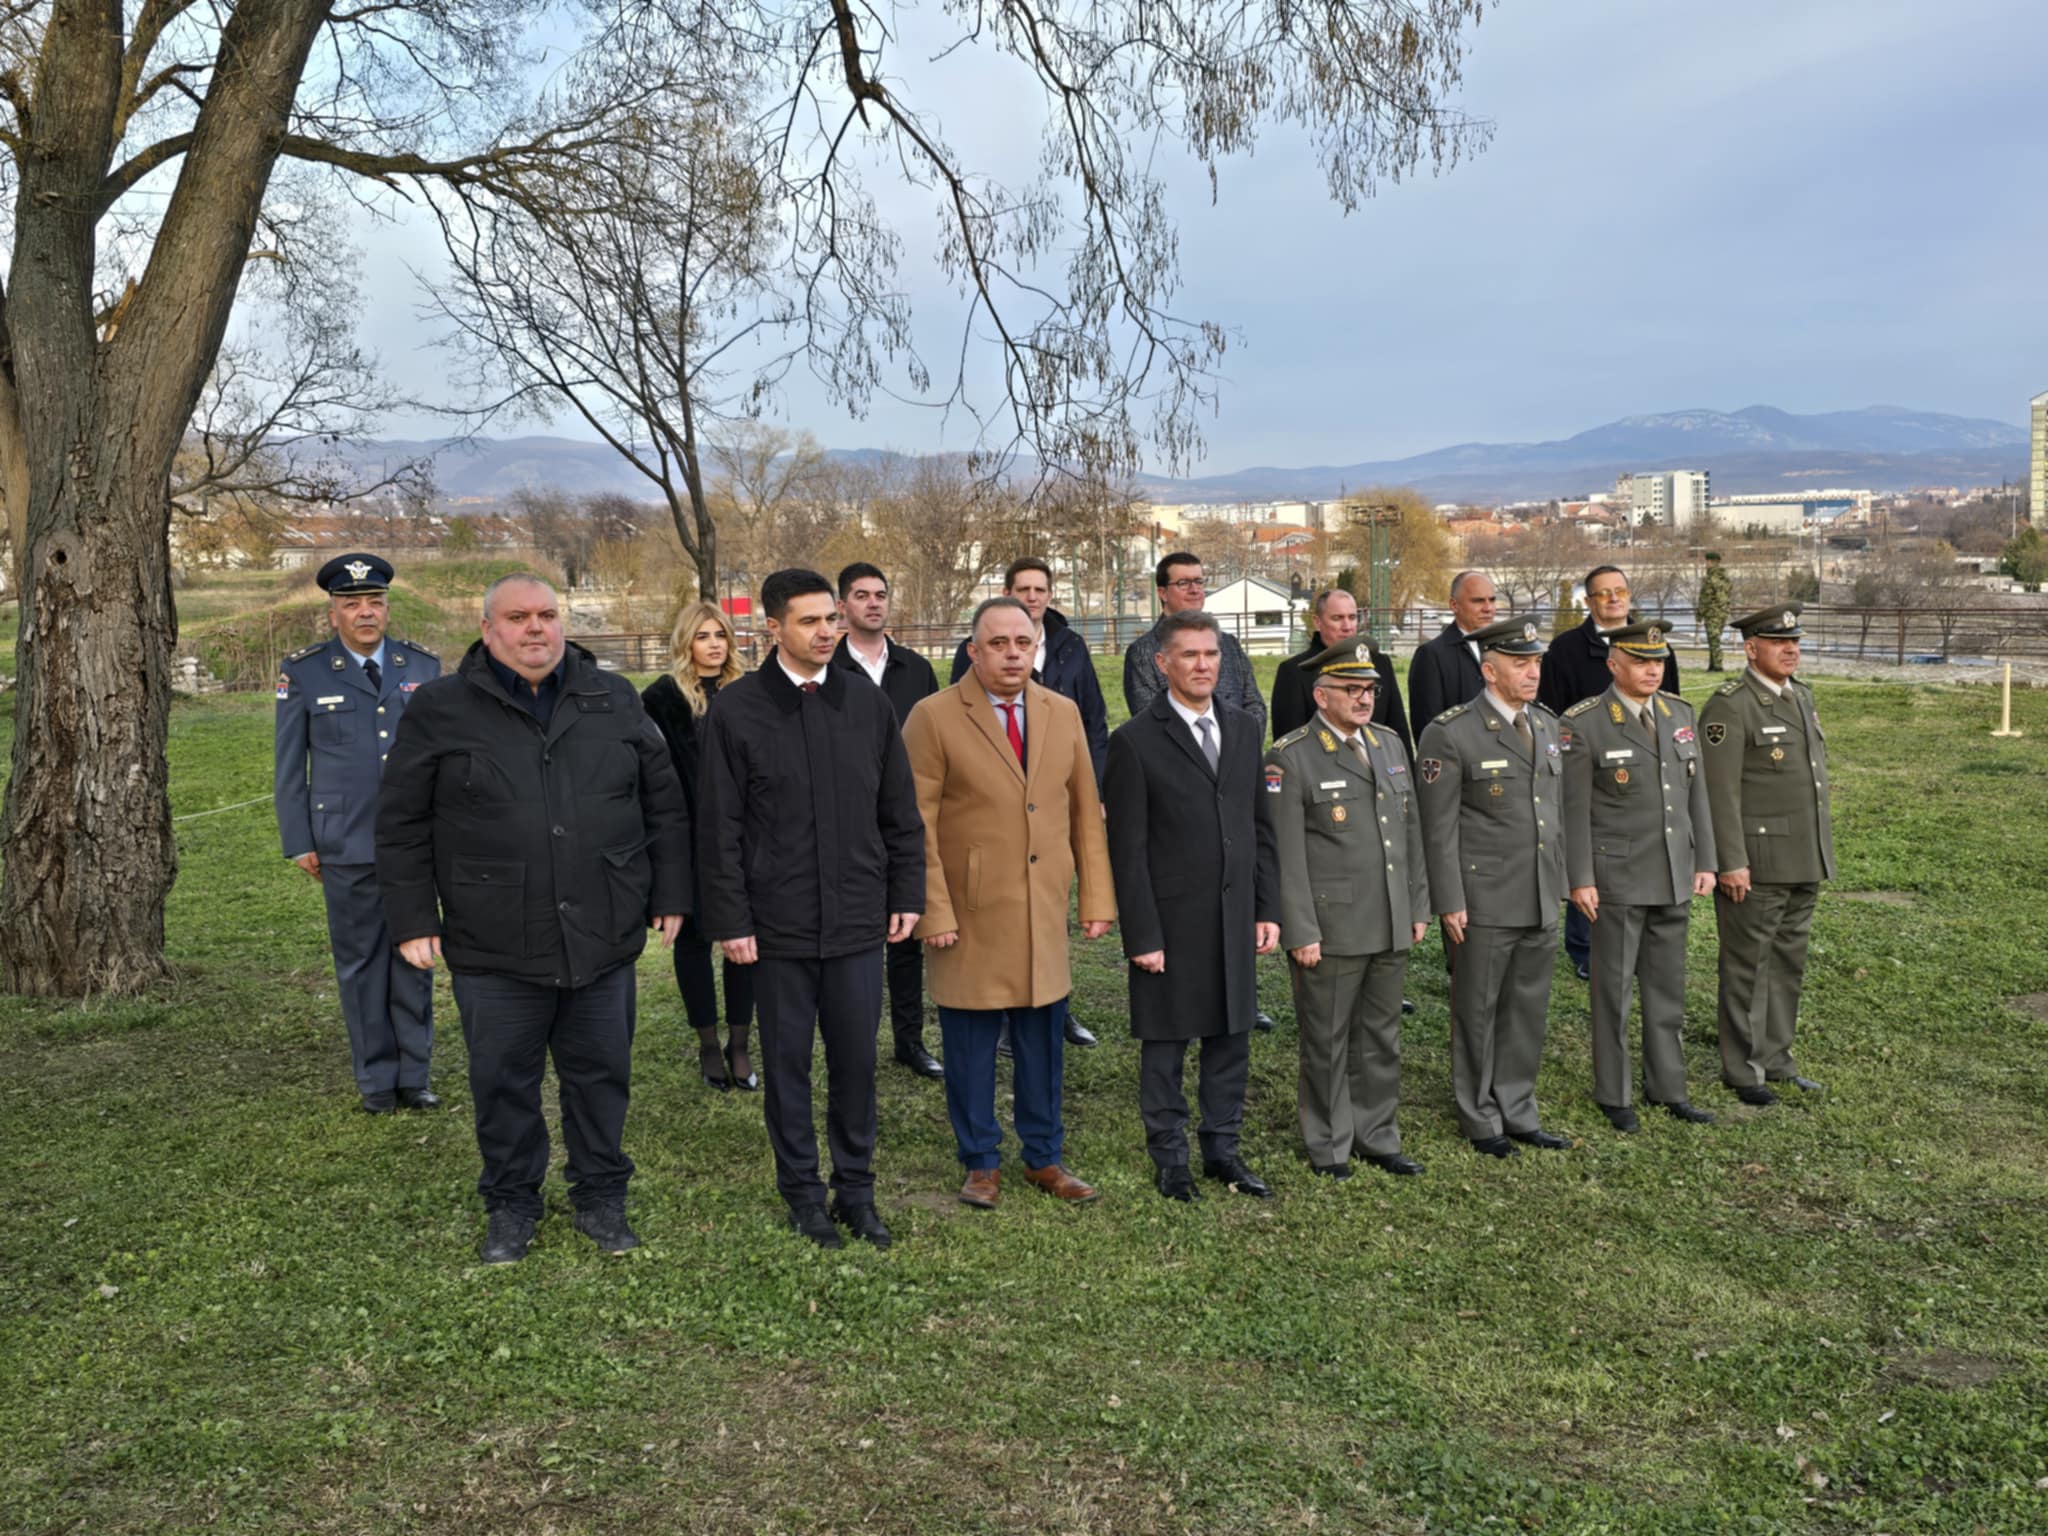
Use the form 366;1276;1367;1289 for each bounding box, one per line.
275;553;441;1114
1697;554;1732;672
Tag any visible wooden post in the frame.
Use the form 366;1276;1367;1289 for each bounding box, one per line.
1992;662;2024;738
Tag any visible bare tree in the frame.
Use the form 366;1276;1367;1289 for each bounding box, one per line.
709;423;843;578
823;453;1022;628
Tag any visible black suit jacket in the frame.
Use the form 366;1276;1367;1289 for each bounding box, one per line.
1537;618;1680;716
1103;694;1278;1042
1270;635;1413;753
829;634;939;725
1407;622;1486;731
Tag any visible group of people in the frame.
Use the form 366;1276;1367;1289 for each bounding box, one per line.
275;546;1835;1263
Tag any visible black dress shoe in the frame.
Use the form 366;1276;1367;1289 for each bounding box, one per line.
1784;1075;1825;1094
360;1094;396;1115
1309;1162;1353;1179
1733;1084;1779;1107
1400;997;1417;1016
1574;960;1592;981
1363;1152;1426;1176
894;1044;945;1080
1063;1017;1098;1048
396;1087;440;1111
1470;1136;1520;1158
1155;1165;1200;1202
1253;1010;1277;1032
1653;1100;1716;1124
1202;1158;1273;1198
1508;1128;1571;1150
788;1202;843;1249
480;1210;537;1265
573;1199;641;1255
1598;1103;1640;1133
830;1199;893;1249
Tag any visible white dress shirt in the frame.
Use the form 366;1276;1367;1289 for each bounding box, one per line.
1167;691;1220;753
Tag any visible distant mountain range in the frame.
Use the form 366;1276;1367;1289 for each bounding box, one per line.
336;405;2032;507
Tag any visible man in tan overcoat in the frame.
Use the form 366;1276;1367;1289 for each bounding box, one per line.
903;597;1116;1207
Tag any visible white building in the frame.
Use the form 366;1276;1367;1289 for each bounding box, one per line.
1620;470;1711;528
2032;389;2046;527
1201;575;1303;654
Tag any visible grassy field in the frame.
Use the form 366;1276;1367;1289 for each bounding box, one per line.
2;658;2046;1535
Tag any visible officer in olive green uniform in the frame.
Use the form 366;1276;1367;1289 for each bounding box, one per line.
1415;617;1571;1157
1699;603;1835;1106
1261;643;1430;1179
1560;620;1718;1132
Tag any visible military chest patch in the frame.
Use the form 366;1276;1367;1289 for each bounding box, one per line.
1673;726;1695;744
1264;765;1285;794
1386;761;1405;775
1419;758;1442;784
1703;722;1728;746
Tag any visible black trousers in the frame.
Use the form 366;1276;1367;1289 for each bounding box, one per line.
886;934;927;1052
450;964;636;1219
1139;1031;1251;1169
754;950;885;1208
673;912;755;1036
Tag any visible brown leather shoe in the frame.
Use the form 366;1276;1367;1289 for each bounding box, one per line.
959;1169;1000;1208
1022;1164;1099;1202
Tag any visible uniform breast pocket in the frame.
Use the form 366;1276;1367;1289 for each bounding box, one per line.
1462;761;1524;808
309;696;358;745
1751;730;1791;768
1307;785;1354;831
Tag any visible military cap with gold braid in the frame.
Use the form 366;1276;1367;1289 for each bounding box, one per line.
1467;614;1546;656
1731;601;1804;640
1607;618;1671;659
316;551;394;595
1299;639;1382;681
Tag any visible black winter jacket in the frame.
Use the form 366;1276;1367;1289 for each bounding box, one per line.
1537;617;1680;716
1269;635;1413;753
375;641;692;986
829;633;939;724
640;671;727;823
695;659;925;959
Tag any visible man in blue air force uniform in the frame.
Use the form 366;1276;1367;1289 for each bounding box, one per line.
274;552;442;1112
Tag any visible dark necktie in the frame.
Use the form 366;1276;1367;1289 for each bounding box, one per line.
364;658;381;692
801;680;819;694
998;701;1025;766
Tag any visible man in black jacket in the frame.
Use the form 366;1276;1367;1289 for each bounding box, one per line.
833;562;945;1081
699;569;925;1251
1269;586;1412;753
1406;570;1497;731
377;574;690;1265
950;555;1112;1049
1538;563;1681;978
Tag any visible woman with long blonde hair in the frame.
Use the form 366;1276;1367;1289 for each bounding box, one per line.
642;600;756;1090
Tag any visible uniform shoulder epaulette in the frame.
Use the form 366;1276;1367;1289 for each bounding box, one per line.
1563;696;1601;719
1715;680;1741;697
394;636;438;658
1274;725;1312;751
1529;701;1558;718
1432;703;1468;724
286;641;326;663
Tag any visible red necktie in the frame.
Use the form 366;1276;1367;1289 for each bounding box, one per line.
801;680;819;694
999;701;1024;766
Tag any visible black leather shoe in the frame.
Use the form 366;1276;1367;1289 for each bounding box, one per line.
1254;1010;1277;1032
480;1210;536;1265
1508;1128;1571;1150
1155;1165;1199;1201
1574;961;1591;981
573;1200;641;1255
1063;1017;1098;1048
360;1094;396;1115
1202;1158;1272;1198
1400;997;1417;1015
1309;1162;1353;1179
1470;1136;1519;1158
1654;1100;1715;1124
1599;1104;1640;1134
396;1087;440;1111
1734;1085;1779;1107
1364;1152;1426;1176
788;1202;843;1249
830;1200;893;1249
1784;1075;1825;1094
894;1044;945;1080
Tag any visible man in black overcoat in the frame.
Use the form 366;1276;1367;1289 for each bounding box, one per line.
1104;610;1281;1202
1406;569;1498;731
1269;585;1411;752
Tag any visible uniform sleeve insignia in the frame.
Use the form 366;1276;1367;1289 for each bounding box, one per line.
1316;728;1338;753
1703;721;1728;746
1419;758;1442;784
1564;697;1600;719
1559;729;1573;752
1264;764;1285;794
1607;700;1625;724
275;673;292;700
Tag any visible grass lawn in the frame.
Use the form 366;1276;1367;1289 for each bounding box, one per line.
2;662;2046;1534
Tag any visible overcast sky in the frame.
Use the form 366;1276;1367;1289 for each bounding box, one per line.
355;0;2048;471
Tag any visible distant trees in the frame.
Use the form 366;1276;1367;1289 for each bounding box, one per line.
1337;489;1457;619
2000;526;2048;585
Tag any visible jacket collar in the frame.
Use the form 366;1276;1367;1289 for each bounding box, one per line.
1148;688;1221;779
760;652;847;711
830;632;898;675
957;678;1035;787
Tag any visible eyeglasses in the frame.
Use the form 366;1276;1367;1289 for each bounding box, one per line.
1164;577;1205;592
1325;683;1376;701
1588;587;1631;602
